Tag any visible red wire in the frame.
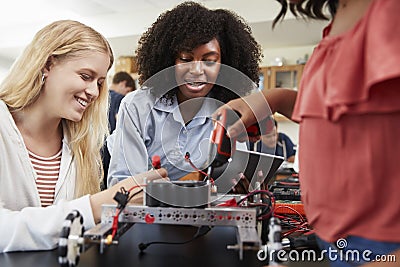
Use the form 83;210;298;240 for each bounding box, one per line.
274;205;305;222
110;184;147;240
282;222;310;237
274;211;311;237
237;189;275;220
184;153;215;185
111;209;120;238
127;184;146;192
278;181;300;186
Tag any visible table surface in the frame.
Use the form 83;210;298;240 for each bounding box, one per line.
0;223;267;267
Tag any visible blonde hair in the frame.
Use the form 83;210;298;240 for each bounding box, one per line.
0;20;114;197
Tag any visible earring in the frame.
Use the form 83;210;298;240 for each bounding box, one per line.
41;73;46;84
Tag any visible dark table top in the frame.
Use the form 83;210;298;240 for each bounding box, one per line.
0;223;266;267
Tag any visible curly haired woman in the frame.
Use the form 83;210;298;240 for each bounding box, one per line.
107;1;262;183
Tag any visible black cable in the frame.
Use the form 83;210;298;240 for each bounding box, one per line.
128;188;143;202
256;197;273;219
138;226;212;252
113;186;144;211
237;190;274;220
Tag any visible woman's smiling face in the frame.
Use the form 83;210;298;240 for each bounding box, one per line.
41;52;109;122
174;38;221;103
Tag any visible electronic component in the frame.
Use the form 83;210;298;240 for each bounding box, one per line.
101;205;258;227
144;180;210;208
208;109;262;176
268;217;282;265
58;210;84;267
284;234;318;250
269;177;301;201
59;205;261;266
271;188;301;201
274;201;305;216
103;204;261;260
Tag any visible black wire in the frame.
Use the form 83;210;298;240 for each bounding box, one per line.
237;190;273;205
236;190;274;221
233;177;248;194
257;197;273;218
128;189;143;202
138;226;212;252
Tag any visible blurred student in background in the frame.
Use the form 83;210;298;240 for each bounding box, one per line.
249;117;296;162
102;71;136;188
108;71;136;133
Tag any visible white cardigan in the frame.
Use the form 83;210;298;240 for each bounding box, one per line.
0;100;95;252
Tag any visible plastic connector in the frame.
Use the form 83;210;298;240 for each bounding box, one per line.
216;197;238;207
151;155;161;169
113;191;129;209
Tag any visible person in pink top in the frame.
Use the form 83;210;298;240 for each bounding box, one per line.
215;0;400;266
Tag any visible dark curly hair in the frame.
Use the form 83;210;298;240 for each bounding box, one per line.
273;0;338;28
135;1;262;104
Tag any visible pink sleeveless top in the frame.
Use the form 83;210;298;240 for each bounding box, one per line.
292;0;400;242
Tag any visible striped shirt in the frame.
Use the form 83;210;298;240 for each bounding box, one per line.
28;149;62;207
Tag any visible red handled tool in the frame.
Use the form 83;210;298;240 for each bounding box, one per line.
151;155;161;169
209;109;261;168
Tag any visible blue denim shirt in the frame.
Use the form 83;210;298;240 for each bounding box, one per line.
107;88;219;184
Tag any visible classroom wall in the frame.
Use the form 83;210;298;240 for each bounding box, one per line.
0;68;7;83
0;59;13;83
261;45;315;66
277;119;299;145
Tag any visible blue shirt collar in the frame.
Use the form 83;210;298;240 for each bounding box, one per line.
153;94;219;127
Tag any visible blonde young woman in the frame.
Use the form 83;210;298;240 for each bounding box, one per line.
0;20;167;253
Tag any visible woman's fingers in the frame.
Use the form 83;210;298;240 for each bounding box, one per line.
212;98;255;139
213;92;271;140
150;168;168;180
132;168;169;185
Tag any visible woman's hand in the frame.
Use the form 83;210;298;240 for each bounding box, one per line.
90;168;168;222
213;91;272;140
128;168;169;204
130;168;169;187
213;88;297;140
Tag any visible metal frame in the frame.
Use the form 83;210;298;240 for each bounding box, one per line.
83;205;262;260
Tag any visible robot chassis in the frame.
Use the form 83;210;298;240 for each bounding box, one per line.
58;204;263;266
